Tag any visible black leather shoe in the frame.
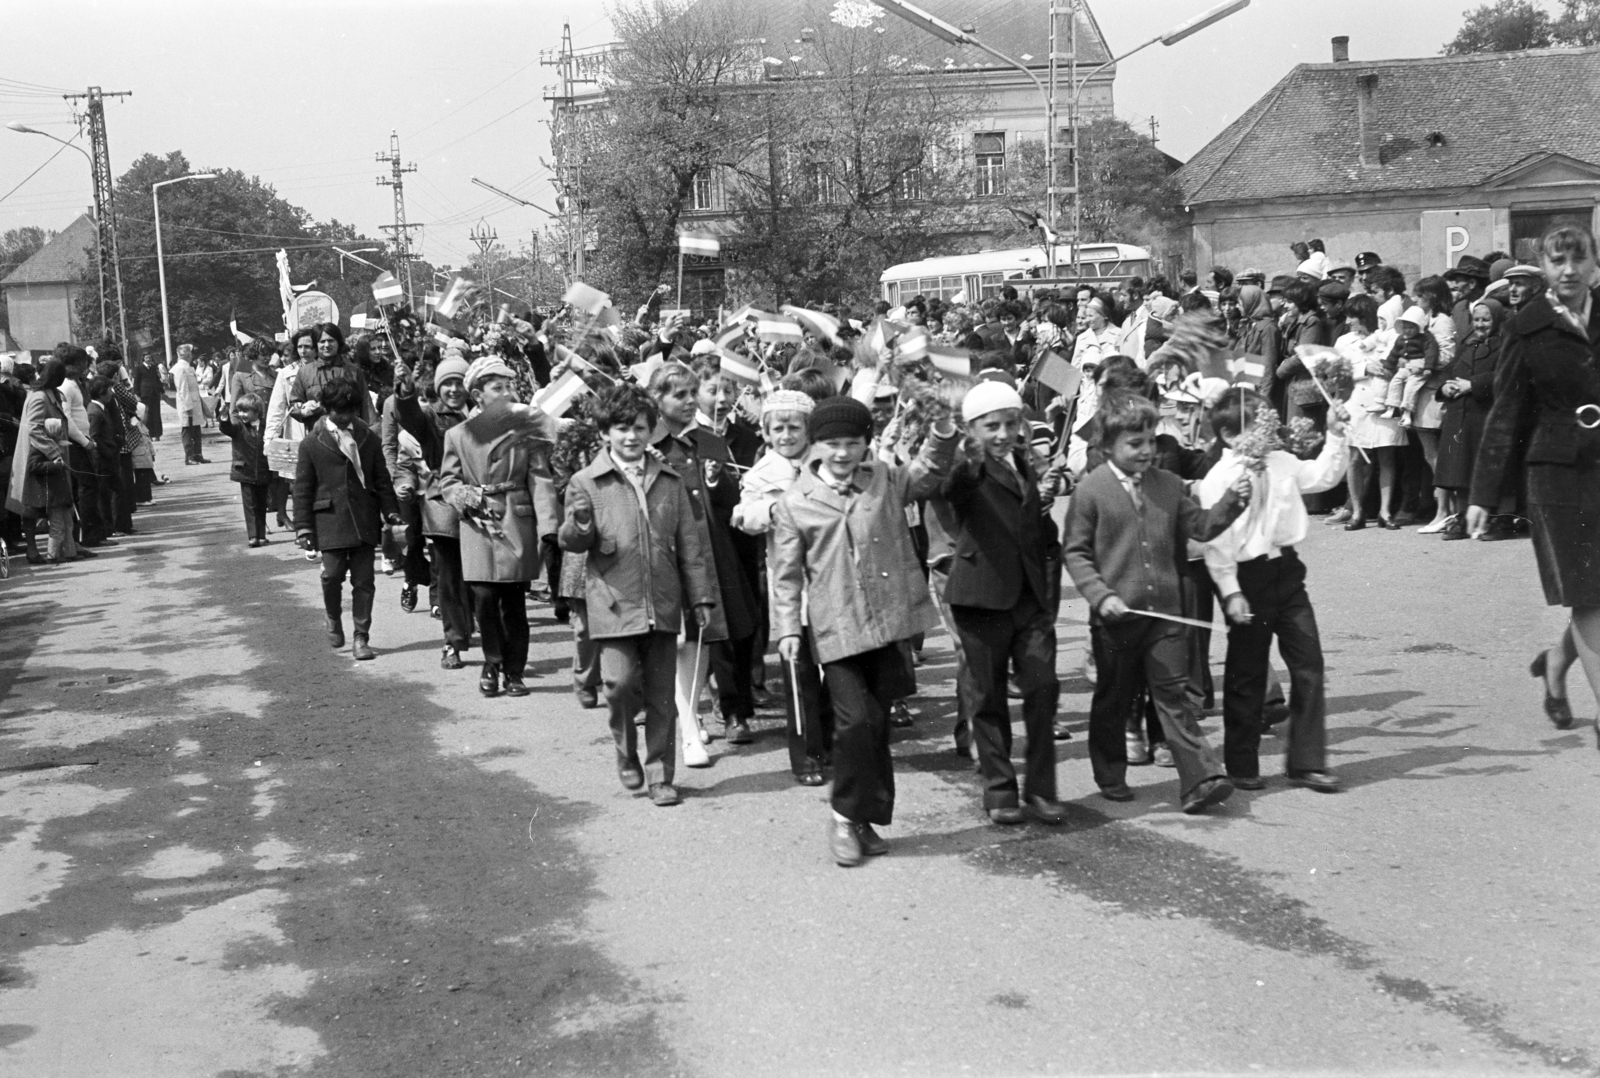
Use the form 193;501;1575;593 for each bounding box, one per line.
503;674;530;697
441;646;463;670
888;701;915;727
857;823;888;856
1052;720;1074;741
400;585;417;613
830;820;864;867
795;769;826;787
327;618;345;649
1230;775;1266;791
649;782;681;807
479;664;501;697
1286;769;1342;793
724;718;753;744
1099;782;1135;802
1181;776;1235;814
576;687;600;709
351;634;375;661
618;761;644;791
73;548;98;559
988;805;1025;825
1024;796;1068;824
1530;650;1575;729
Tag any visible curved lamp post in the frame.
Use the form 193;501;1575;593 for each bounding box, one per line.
152;173;217;368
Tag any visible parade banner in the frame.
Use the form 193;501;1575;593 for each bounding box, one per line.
289;291;338;334
678;231;720;256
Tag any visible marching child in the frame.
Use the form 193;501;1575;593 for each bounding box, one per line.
732;388;833;785
941;381;1067;825
219;393;274;547
1196;390;1349;792
293;380;402;661
1062;391;1251;814
770;396;957;867
560;384;717;808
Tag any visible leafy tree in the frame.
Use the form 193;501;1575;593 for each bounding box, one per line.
0;226;54;341
77;150;387;354
1444;0;1555;53
1553;0;1600;43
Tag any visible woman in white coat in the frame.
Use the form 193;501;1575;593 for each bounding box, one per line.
171;344;208;464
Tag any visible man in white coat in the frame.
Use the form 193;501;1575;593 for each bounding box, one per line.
171;343;208;464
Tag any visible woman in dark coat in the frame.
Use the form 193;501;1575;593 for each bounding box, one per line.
1273;280;1330;425
1235;285;1281;411
1468;221;1600;743
1433;297;1505;536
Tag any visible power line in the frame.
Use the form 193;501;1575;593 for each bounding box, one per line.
418;95;542;159
0;141;76;207
406;58;541;141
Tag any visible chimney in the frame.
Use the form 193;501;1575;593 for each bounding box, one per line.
1356;72;1381;168
1331;36;1350;63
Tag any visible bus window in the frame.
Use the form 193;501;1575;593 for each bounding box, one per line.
884;280;899;305
979;272;1004;299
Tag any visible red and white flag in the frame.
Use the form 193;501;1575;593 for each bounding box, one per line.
927;344;974;377
1228;354;1266;386
425;290;443;312
562;281;610;316
754;312;803;343
716;348;762;386
349;306;369;332
436;275;473;320
781;305;841;343
678;231;720;256
372;272;404;307
534;370;591;419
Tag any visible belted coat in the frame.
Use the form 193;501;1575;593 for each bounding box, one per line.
438;403;560;583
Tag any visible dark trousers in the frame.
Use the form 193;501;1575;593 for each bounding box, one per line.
321;546;376;634
601;630;679;786
95;460;119;540
134;468;155;503
115;456;136;532
270;475;290;525
239;482;269;542
142;397;163;440
823;643;914;826
569;598;602;692
1134;558;1218;744
783;628;835;775
71;446;104;544
711;633;756;720
471;581;529;677
429;537;473;650
401;504;430;587
1090;619;1225;799
181;424;202;463
1222;550;1328;778
953;594;1059;808
931;563;976;757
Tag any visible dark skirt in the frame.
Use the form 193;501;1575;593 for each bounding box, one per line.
1433;398;1486;491
1530;499;1600;608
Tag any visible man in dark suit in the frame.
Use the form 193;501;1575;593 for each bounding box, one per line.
294;379;401;661
942;382;1068;825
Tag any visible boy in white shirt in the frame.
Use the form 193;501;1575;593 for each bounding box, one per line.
1196;391;1350;793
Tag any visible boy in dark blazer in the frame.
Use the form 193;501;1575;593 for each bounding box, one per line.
294;379;401;661
942;381;1068;825
1062;392;1250;814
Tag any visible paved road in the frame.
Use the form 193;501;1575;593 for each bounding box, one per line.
2;431;1597;1077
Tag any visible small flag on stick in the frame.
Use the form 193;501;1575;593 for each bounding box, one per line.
716;348;762;386
534;370;592;418
781;304;842;343
425;290;443;312
927;344;975;377
436;275;473;320
229;316;252;346
678;231;721;256
754;312;803;343
1227;354;1266;387
562;281;610;316
372;272;404;307
349;306;369;332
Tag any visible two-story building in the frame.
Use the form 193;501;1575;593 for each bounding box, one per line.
1;214;94;350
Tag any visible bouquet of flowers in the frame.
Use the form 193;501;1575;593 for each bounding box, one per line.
1283;415;1324;458
1296;345;1355;402
1231;400;1283;474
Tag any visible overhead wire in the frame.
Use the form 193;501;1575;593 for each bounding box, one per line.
0;140;77;207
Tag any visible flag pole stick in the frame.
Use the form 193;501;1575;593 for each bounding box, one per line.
788;655;805;739
676;249;684;314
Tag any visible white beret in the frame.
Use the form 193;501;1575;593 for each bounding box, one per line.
961;380;1024;423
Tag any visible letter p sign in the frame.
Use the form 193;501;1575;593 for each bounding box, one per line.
1446;226;1471;265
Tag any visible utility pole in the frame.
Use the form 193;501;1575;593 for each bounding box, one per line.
469;219;498;308
376;131;420;309
542;24;590;279
63;86;132;351
1149;116;1160;144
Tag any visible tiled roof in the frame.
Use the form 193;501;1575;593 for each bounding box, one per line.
745;0;1111;74
1175;46;1600;206
1;213;95;287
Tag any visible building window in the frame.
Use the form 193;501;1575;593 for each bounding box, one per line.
1511;206;1592;264
691;169;721;212
897;165;925;202
807;163;838;205
974;132;1005;197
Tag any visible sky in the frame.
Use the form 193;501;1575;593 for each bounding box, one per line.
0;0;1500;269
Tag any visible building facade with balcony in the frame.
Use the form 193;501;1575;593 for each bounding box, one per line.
543;0;1117;313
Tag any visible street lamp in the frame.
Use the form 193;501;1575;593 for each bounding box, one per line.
1063;0;1249;278
6;121;123;344
336;247;381;275
878;0;1249;279
152;173;217;369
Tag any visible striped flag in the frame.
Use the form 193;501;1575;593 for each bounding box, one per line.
425;290;443;312
372;272;404;306
893;327;929;364
713;322;747;349
754;311;803;343
927;344;974;377
436;275;473;320
349;306;369;332
781;305;841;343
678;231;720;256
1228;353;1266;386
562;281;610;316
534;370;591;418
716;348;762;386
229;315;251;345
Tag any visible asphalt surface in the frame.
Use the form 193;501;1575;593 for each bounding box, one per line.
2;423;1597;1078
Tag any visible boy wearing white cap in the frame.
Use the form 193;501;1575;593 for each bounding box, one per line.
941;381;1069;825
